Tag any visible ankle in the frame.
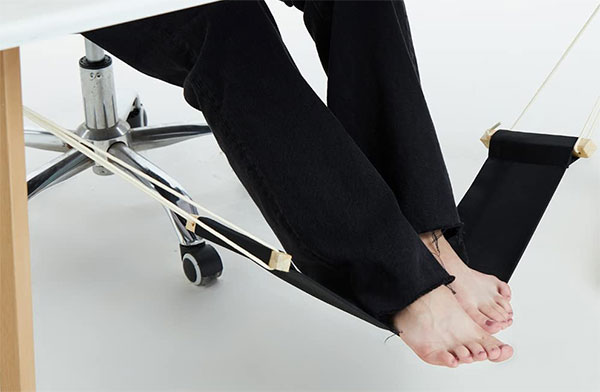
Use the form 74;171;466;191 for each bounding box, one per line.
419;229;468;276
419;229;444;254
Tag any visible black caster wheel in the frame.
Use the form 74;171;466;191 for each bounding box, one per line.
180;243;223;286
126;97;148;128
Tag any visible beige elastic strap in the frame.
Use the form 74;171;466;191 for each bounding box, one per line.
23;106;293;272
574;96;600;157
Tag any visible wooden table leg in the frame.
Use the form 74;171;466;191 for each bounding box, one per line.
1;47;36;391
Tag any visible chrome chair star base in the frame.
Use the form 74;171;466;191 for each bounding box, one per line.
25;39;223;285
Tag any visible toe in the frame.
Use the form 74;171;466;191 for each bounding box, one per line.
492;302;510;321
465;342;487;361
479;304;507;323
423;350;459;368
481;339;502;360
497;281;512;299
466;307;498;330
483;319;503;334
489;344;514;363
451;345;473;364
495;295;513;315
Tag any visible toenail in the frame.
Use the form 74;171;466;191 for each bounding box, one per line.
485;320;495;326
478;351;485;355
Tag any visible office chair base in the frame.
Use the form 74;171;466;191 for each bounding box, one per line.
25;39;220;285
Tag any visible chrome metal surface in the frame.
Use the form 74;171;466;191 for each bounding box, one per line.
84;39;105;63
80;54;118;130
108;142;203;246
129;124;212;150
76;119;131;175
27;149;93;199
76;119;131;151
26;37;208;248
24;129;69;152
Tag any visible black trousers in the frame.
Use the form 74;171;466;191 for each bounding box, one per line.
82;0;466;326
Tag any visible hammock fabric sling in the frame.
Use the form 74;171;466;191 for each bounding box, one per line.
454;129;581;284
26;102;588;334
24;3;598;335
180;2;599;332
23;104;592;335
186;128;583;332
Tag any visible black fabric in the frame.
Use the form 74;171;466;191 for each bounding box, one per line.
190;216;391;331
79;0;581;333
191;128;581;333
81;0;459;331
449;130;580;282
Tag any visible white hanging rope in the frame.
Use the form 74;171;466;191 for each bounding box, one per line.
23;105;286;272
586;110;600;140
572;96;600;156
580;96;600;140
511;3;600;131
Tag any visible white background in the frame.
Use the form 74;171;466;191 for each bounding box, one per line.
21;0;599;390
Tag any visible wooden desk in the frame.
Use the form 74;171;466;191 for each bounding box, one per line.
0;2;212;390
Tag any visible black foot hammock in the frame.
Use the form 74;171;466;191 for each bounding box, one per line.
23;4;598;335
28;105;592;334
187;5;598;333
182;0;600;330
187;129;586;332
25;106;594;335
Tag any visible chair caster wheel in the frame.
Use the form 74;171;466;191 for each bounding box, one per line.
180;243;222;286
126;96;148;128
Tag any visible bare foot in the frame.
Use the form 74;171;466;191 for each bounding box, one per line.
394;285;513;367
419;230;513;334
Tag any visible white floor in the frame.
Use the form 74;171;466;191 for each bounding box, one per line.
21;1;599;390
